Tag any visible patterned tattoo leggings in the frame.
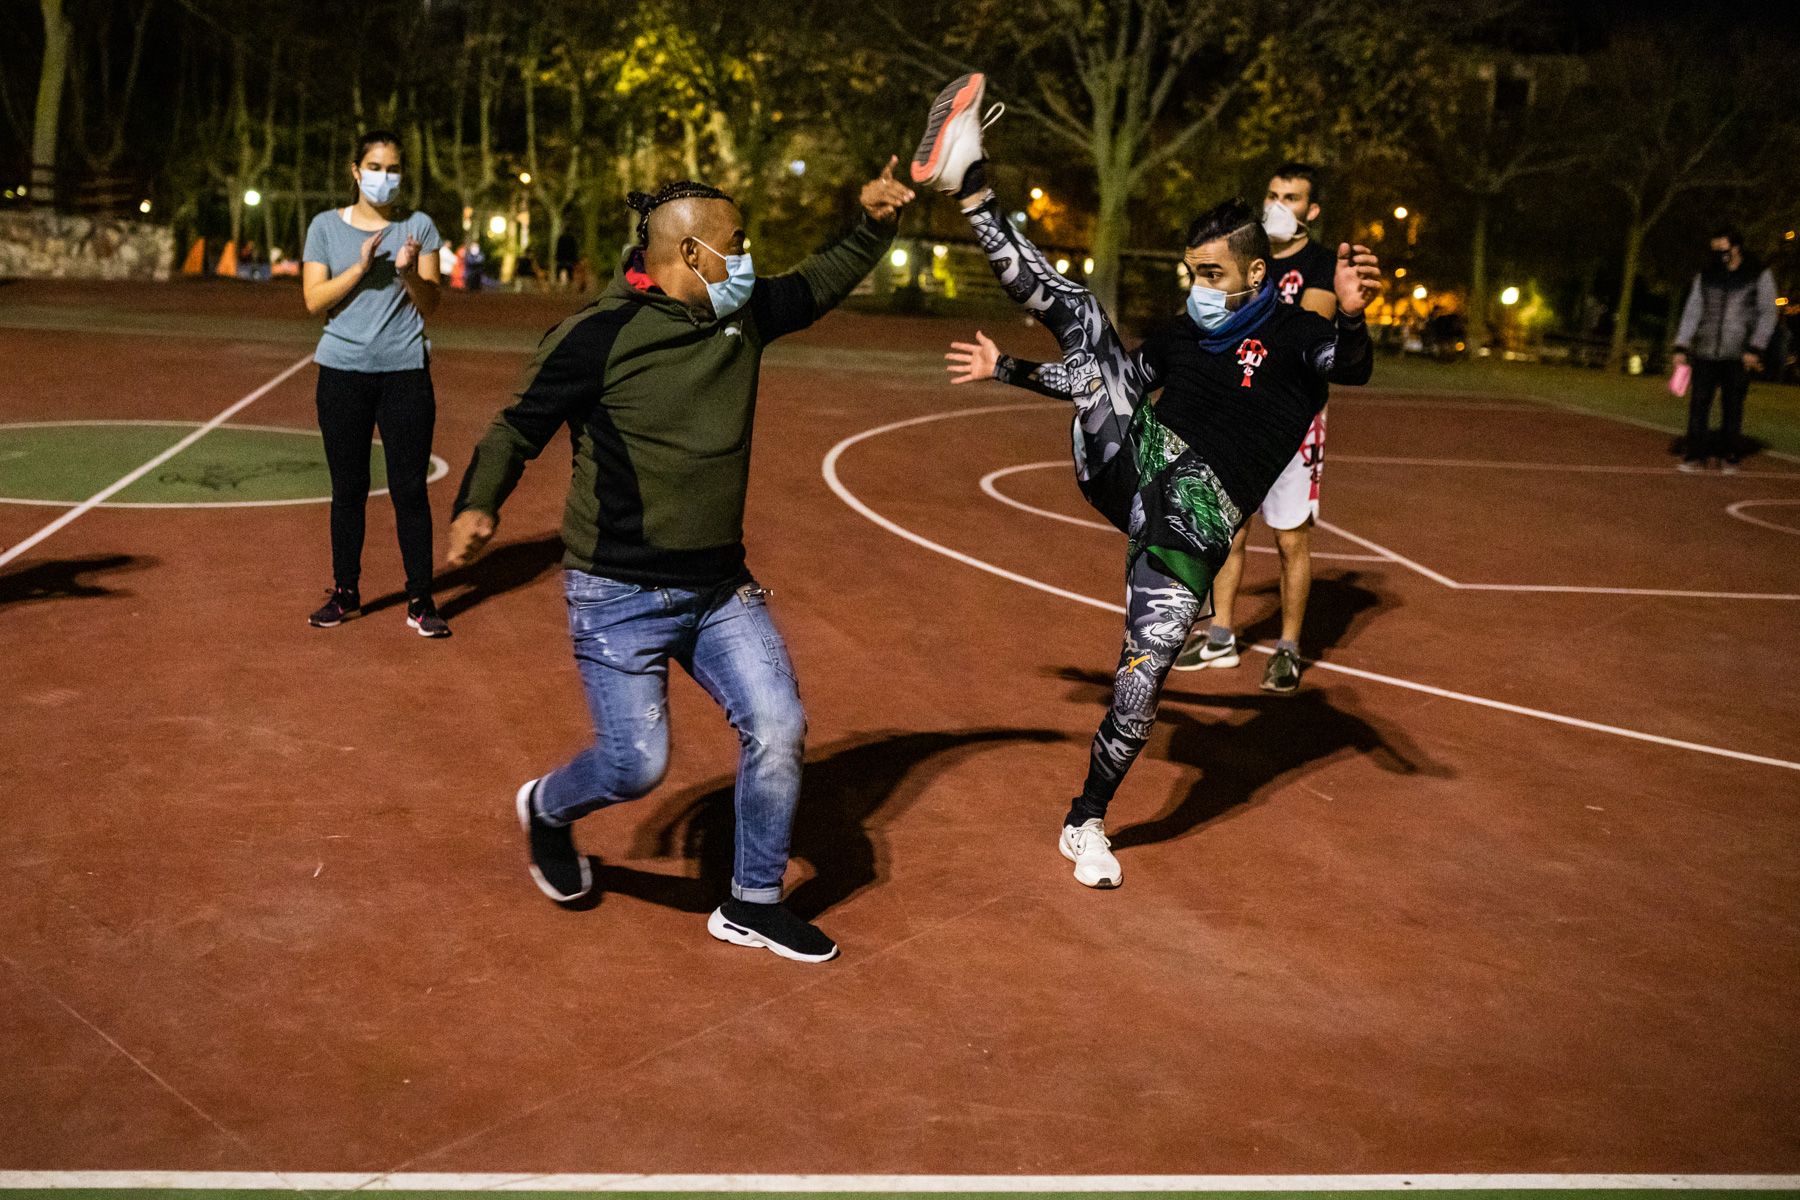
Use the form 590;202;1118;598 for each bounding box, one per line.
965;197;1211;822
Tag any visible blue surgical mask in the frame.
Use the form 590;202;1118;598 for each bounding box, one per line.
690;237;755;318
1187;283;1251;330
358;169;401;206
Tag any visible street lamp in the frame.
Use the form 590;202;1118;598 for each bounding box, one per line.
932;244;948;259
487;214;507;236
138;199;152;214
1412;285;1428;301
890;247;909;268
1500;286;1520;306
1029;187;1045;201
1055;258;1070;274
1393;205;1409;219
518;172;532;185
1083;257;1095;274
244;189;262;207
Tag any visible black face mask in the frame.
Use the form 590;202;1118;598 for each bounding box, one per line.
1715;250;1735;267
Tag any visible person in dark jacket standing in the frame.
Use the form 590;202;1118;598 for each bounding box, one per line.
1673;227;1779;473
446;161;913;963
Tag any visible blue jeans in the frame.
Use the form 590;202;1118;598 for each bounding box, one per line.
536;569;807;903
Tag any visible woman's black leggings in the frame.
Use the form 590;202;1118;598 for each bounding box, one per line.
315;364;437;600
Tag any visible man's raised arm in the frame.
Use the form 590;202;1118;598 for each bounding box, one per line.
750;156;914;340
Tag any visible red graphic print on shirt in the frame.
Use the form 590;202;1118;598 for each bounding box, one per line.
1236;338;1267;388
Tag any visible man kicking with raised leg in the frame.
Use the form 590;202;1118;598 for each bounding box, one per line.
921;74;1382;889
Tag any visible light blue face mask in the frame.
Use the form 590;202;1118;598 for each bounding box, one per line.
1186;283;1251;330
690;237;755;318
358;168;401;206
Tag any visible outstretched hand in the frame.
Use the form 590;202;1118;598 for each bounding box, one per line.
946;331;999;384
446;509;497;568
861;155;916;223
1334;242;1382;318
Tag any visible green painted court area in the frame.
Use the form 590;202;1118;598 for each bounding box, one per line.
0;422;404;506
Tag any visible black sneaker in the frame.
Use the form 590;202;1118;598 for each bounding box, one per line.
515;778;592;902
406;597;451;638
1261;647;1302;694
308;586;360;627
708;899;839;963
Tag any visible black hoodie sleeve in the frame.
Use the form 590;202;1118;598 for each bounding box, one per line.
749;214;896;342
1304;313;1374;385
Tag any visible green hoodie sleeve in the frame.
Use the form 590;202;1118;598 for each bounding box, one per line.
749;213;895;341
453;306;631;517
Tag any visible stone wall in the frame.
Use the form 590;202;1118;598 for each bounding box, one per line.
0;210;176;281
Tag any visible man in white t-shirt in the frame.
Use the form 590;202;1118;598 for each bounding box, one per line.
1174;162;1333;693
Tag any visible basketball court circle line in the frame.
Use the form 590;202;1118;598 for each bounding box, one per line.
0;354;315;568
0;418;448;509
3;1172;1799;1193
1727;499;1800;537
979;463;1392;563
824;404;1800;774
977;455;1800;600
0;417;446;507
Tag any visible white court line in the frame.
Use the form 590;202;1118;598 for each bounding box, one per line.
3;1172;1798;1192
823;405;1800;774
1727;499;1800;537
978;462;1390;562
0;354;313;567
1312;518;1463;587
1332;453;1800;479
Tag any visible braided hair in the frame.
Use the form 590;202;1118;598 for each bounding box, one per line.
625;180;736;248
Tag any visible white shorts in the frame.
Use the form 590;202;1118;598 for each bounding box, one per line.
1258;410;1326;530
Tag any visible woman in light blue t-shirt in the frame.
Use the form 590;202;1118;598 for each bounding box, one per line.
301;129;449;638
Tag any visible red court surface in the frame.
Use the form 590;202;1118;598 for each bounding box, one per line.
0;281;1796;1181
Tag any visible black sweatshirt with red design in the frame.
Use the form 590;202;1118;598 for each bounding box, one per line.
1137;305;1370;515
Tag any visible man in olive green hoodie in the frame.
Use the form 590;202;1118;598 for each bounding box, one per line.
447;162;912;963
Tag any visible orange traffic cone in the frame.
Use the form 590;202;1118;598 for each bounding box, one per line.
181;238;206;276
214;241;239;277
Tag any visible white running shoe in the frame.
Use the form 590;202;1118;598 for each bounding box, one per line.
911;73;1004;194
1059;818;1122;889
1173;632;1239;671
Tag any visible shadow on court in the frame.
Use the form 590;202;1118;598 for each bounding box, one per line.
361;531;564;619
0;553;157;611
572;727;1069;919
1052;667;1452;851
1235;569;1392;656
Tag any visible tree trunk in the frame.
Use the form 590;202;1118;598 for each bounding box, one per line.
30;0;71;205
1089;167;1130;317
1608;217;1646;372
1466;193;1491;353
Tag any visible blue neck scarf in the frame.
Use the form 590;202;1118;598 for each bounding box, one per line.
1194;281;1278;353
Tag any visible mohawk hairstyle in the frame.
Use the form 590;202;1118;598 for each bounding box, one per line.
625;180;736;247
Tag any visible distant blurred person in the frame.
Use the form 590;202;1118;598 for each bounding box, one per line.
555;231;579;288
463;239;485;292
1673;227;1778;474
1174;162;1334;693
300;128;449;636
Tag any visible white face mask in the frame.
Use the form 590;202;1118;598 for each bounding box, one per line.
1263;201;1301;243
358;168;401;206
